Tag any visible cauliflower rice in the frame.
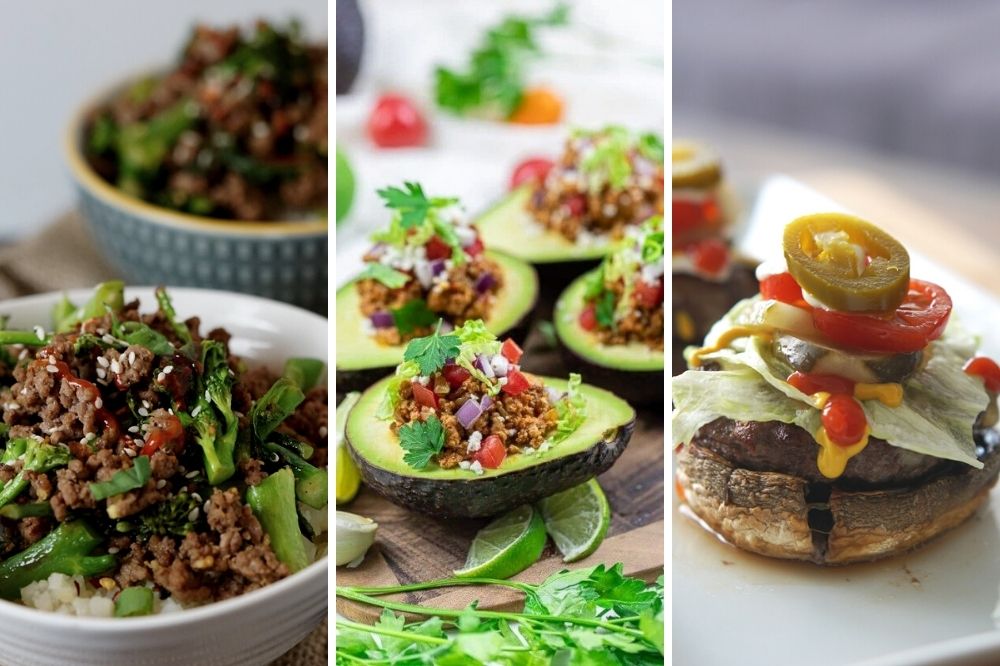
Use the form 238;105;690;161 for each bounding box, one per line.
21;573;184;617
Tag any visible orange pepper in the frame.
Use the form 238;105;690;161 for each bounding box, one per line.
508;87;563;125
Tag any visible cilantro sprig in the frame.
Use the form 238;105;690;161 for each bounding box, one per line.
373;181;468;263
391;299;438;335
398;415;445;469
434;4;569;118
403;323;461;375
376;182;457;230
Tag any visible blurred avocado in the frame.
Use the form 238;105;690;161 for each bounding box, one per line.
336;147;355;223
337;0;365;94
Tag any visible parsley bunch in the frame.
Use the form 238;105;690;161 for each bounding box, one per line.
434;4;569;118
336;563;664;664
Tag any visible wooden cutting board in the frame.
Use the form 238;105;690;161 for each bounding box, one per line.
336;324;665;623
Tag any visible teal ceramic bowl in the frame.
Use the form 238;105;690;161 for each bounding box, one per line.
64;95;329;313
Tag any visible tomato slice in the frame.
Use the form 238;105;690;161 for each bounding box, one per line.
510;158;554;190
672;197;720;243
787;371;855;397
760;272;805;305
500;339;523;364
425;236;452;261
579;303;598;331
687;238;728;276
411;382;438;410
634;279;664;309
812;279;952;353
502;368;531;396
964;356;1000;392
442;363;470;389
368;94;428;148
821;394;867;446
474;434;506;468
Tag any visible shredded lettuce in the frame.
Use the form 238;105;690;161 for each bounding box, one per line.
377;360;421;420
452;321;503;393
672;301;989;469
552;373;586;442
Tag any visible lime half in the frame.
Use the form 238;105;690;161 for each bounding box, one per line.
336;392;362;505
537;478;610;562
455;505;547;579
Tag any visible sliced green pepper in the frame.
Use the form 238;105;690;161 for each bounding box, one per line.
783;213;910;313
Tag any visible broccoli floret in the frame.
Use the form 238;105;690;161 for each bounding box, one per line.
136;490;201;540
192;340;237;485
0;439;71;510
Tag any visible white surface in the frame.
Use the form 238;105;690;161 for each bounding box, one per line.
335;0;664;283
673;177;1000;666
0;1;327;243
0;287;328;666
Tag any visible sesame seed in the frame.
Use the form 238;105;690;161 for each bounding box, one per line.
191;405;202;418
137;407;149;417
96;368;107;380
102;334;117;345
84;432;95;440
94;398;103;409
47;356;56;366
128;425;139;434
192;492;202;503
45;365;58;374
128;351;136;365
142;400;151;410
33;325;45;340
187;508;199;522
156;479;166;489
163;365;174;374
110;360;121;374
125;448;137;457
18;349;28;360
97;357;109;368
185;470;199;478
203;500;211;512
318;427;328;438
157;372;166;383
107;547;120;555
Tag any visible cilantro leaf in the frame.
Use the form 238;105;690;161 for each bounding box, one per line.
356;262;411;289
583;563;661;617
391;299;439;335
404;325;461;375
595;291;616;328
398;415;445;469
89;455;151;500
377;182;458;230
637;132;664;163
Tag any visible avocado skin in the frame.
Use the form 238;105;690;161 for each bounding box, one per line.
336;0;364;94
557;347;663;406
335;309;535;400
347;420;634;518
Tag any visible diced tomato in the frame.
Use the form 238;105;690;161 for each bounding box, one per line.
566;194;587;217
672;197;721;243
474;434;507;469
510;157;554;190
687;238;728;276
634;279;664;309
964;357;1000;392
425;236;452;260
812;279;952;353
501;368;531;396
367;94;428;148
412;382;438;410
579;303;598;331
141;414;185;457
821;394;868;446
760;272;805;305
507;87;563;125
787;371;855;397
465;237;484;257
500;338;523;364
442;363;471;389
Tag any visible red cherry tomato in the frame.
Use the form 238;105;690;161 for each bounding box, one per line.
566;194;587;217
465;237;484;257
425;236;451;261
760;272;805;305
964;357;1000;392
411;382;438;410
634;279;664;309
672;197;720;244
141;414;185;457
367;94;428;148
821;394;868;446
442;363;471;389
510;158;554;190
474;434;506;469
787;371;855;397
687;238;729;276
502;368;531;396
500;339;523;364
579;303;598;331
812;280;952;353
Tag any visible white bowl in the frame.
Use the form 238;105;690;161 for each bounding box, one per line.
0;287;328;666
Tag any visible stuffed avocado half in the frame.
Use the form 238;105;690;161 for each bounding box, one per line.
554;216;664;404
344;320;635;517
335;182;538;394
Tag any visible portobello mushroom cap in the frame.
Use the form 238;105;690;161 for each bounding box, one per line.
676;429;1000;565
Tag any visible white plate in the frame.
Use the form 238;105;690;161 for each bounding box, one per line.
0;287;328;666
673;177;1000;666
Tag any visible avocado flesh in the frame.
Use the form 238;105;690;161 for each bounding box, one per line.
555;270;664;372
345;375;635;517
335;250;538;382
476;187;615;264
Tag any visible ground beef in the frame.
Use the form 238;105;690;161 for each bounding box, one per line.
286;387;328;447
17;517;49;546
592;277;664;350
239;458;268;487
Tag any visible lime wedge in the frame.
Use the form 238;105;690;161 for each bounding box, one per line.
336;392;362;505
454;505;547;579
537;478;610;562
336;510;377;567
335;147;355;223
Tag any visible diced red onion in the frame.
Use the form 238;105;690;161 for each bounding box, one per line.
491;354;509;377
431;259;446;276
479;395;493;411
475;354;495;378
456;398;483;429
370;311;394;328
475;273;496;293
414;262;434;288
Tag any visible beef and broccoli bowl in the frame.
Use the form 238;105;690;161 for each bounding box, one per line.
0;282;328;617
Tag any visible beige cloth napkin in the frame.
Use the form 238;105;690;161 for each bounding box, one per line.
0;214;328;666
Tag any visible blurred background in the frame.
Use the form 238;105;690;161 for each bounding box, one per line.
0;0;326;243
335;0;663;281
674;0;1000;278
